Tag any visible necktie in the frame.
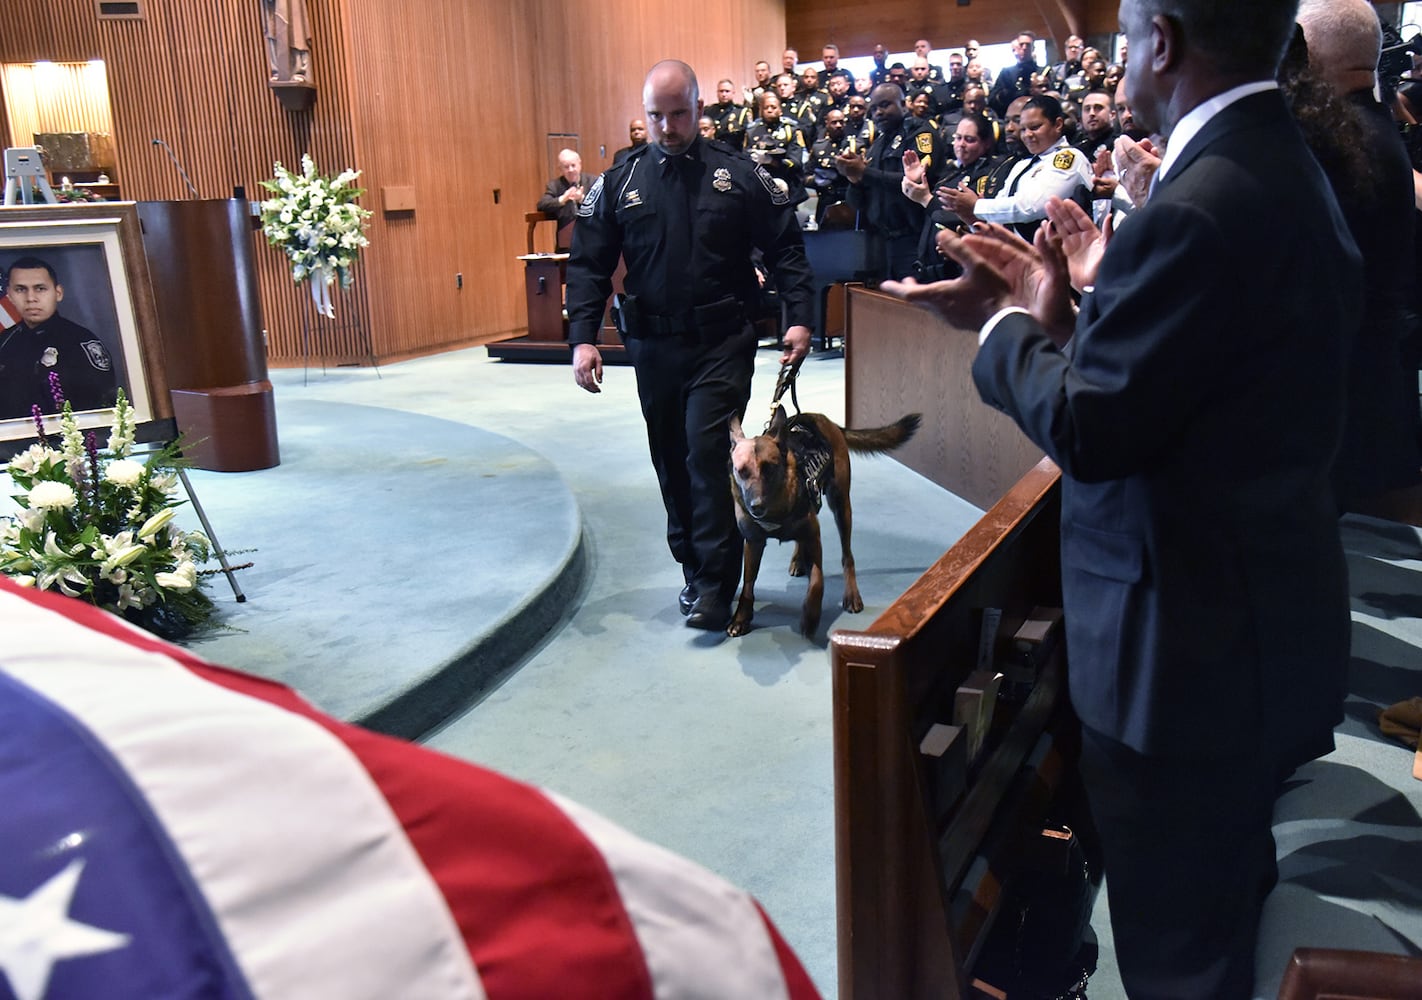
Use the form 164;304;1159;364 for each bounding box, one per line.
1007;153;1041;196
662;153;697;293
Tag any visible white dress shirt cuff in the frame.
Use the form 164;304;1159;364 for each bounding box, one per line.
980;306;1030;345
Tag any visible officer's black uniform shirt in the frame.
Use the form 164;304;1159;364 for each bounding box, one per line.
1073;127;1117;163
847;115;939;238
706;102;750;149
905;79;943;116
564;140;815;345
808;132;862;202
937;78;966;114
0;313;118;419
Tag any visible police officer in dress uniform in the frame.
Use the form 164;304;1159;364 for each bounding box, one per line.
938;94;1091;242
566;60;815;632
706;79;750;150
0;256;118;419
836;84;943;280
745;95;809;206
807;108;860;224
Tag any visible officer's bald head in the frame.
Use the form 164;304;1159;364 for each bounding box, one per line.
644;60;699;110
644;60;702;155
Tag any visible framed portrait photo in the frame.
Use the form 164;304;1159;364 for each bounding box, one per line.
0;202;172;453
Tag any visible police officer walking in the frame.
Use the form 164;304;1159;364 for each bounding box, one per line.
566;60;815;631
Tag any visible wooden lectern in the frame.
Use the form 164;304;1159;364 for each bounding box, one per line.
137;199;279;472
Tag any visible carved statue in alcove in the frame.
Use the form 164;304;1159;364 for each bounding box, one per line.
263;0;312;83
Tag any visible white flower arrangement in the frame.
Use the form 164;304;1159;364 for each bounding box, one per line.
259;154;372;318
1;380;218;638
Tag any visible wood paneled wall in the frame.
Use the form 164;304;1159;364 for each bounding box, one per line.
785;0;1126;60
5;0;1114;366
0;0;786;366
0;0;363;366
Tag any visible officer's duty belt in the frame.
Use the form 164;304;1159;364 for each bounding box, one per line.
625;297;744;339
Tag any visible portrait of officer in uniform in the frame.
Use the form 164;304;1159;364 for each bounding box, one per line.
0;255;120;419
565;59;814;631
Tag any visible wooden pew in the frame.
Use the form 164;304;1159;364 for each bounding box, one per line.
830;457;1087;999
844;286;1045;510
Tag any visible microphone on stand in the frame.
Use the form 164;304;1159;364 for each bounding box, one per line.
151;138;199;199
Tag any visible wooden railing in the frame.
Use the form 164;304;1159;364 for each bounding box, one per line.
830;457;1084;999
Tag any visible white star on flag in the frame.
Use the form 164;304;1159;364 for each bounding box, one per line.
0;859;130;1000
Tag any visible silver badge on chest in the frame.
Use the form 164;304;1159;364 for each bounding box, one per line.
713;167;732;192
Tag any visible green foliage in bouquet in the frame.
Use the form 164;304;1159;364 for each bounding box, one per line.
1;382;217;639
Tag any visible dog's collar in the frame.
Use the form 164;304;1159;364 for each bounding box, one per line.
747;512;782;532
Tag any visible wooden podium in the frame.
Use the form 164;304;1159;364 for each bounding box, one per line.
137;198;279;471
487;250;628;364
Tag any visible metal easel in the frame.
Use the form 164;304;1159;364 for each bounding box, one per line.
3;148;58;206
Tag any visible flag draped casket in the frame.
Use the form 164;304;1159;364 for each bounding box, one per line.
0;578;820;1000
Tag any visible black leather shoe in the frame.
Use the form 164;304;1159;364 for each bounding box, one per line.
678;584;697;616
685;595;731;631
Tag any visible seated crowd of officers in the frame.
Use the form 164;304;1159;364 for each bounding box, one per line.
692;34;1129;283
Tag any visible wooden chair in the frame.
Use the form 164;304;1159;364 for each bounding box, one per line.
524;211;557;255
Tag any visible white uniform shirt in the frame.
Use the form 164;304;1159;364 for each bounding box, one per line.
972;136;1092;225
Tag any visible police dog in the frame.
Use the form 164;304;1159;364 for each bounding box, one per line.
727;406;920;637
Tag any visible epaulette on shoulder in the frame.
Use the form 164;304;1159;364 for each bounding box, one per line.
702;138;742;156
623;144;652;162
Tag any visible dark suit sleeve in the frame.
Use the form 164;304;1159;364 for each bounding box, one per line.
971;199;1233;483
535;179;564;217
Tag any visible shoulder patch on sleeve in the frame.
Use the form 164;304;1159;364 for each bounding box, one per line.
577;175;604;217
755;165;790;205
80;340;113;372
916;133;934;155
1052;150;1075;171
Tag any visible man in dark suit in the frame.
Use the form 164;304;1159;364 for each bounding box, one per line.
536;149;596;251
882;1;1361;996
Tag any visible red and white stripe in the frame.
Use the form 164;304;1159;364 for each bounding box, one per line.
0;579;821;1000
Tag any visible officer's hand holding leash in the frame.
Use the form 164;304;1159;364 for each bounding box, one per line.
573;343;603;394
782;324;811;366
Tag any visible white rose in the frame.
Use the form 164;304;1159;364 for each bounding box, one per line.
104;459;146;488
28;481;77;510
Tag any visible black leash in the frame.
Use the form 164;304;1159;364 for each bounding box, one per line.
766;357;803;430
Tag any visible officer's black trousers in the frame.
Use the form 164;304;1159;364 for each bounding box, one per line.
1078;725;1281;1000
624;324;758;606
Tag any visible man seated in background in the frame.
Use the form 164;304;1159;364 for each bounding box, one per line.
536;148;595;252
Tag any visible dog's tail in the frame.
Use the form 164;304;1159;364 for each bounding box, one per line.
843;413;921;454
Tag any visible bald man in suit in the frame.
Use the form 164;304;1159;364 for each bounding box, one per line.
885;1;1361;995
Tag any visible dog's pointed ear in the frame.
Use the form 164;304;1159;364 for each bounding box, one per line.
729;412;745;445
768;405;788;440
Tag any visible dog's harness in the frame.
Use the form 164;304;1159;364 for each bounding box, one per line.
758;360;833;522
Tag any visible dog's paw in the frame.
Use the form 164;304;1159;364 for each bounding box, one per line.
843;591;864;613
727;614;752;637
799;611;821;637
787;559;807;577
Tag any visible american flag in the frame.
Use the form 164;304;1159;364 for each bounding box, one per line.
0;577;822;1000
0;270;19;327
